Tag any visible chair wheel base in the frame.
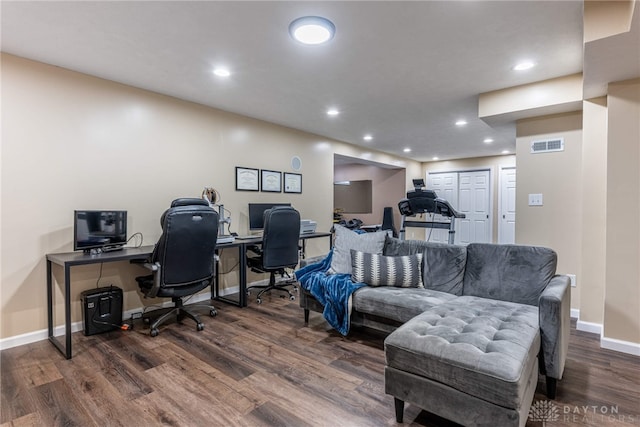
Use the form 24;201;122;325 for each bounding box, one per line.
150;328;159;337
210;309;217;317
256;298;262;304
196;323;204;331
289;295;296;301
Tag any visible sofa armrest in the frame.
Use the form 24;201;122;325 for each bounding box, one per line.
538;274;571;381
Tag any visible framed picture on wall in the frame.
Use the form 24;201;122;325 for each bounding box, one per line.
235;167;259;191
284;172;302;194
261;169;282;192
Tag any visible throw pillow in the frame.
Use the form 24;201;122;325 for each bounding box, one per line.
351;249;424;288
328;224;387;275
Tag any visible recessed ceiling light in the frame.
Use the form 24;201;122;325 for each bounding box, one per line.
403;148;411;153
513;61;535;71
327;109;339;116
213;67;231;77
483;138;494;144
289;16;335;45
432;156;439;161
363;135;373;141
502;150;510;154
455;120;467;126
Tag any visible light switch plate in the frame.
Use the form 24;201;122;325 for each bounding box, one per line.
528;193;543;206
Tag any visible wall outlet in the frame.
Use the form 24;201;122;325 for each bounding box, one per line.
528;193;543;206
567;274;576;288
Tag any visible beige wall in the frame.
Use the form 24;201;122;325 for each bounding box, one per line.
604;79;640;343
333;163;406;229
0;54;421;339
422;155;517;243
515;112;584;309
580;97;608;325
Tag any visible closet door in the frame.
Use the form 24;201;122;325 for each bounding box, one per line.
427;170;491;245
456;170;491;244
426;172;458;243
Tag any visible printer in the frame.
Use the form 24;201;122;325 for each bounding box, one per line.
300;219;317;235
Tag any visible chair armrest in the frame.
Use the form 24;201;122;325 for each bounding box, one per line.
135;261;161;298
538;274;571;380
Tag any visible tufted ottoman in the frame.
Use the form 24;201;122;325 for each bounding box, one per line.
384;296;540;427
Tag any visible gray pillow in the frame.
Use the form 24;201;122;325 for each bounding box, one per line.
351;249;423;288
328;225;386;274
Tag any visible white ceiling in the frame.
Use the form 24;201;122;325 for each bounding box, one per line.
1;1;586;162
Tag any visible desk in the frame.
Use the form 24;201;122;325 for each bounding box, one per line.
212;231;332;307
46;232;331;358
46;246;154;359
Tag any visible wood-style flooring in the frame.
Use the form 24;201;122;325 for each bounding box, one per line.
2;294;639;426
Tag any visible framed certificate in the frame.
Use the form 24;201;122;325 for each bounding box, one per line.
284;172;302;194
235;167;259;191
261;169;282;192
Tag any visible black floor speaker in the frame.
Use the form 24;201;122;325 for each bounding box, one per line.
81;286;123;336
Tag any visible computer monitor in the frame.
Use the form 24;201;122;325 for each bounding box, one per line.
74;210;127;252
248;203;291;230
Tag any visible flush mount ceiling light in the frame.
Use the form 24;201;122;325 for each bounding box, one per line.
432;156;439;161
455;119;467;126
326;108;339;116
403;148;411;153
513;61;535;71
363;135;373;141
483;138;494;144
213;67;231;77
289;16;335;45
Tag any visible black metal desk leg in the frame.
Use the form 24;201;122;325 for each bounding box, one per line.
46;260;53;339
64;265;72;359
239;244;247;307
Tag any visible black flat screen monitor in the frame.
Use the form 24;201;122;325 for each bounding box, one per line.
248;203;291;230
74;210;127;251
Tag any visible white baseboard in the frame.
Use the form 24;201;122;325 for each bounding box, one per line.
573;314;640;357
0;288;237;351
570;308;580;319
601;336;640;357
576;320;603;335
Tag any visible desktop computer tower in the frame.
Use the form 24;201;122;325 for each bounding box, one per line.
80;286;123;336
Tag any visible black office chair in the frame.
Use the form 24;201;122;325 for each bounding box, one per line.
381;206;398;237
135;198;219;337
246;206;301;304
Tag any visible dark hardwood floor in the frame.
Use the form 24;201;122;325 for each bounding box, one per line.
2;295;639;426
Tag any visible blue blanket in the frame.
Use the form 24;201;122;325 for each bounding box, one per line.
295;250;366;335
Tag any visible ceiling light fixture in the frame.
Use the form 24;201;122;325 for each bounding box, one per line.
483;138;494;144
403;148;411;153
213;67;231;77
432;156;439;161
455;120;467;126
289;16;335;45
326;109;339;116
513;61;535;71
363;135;373;141
502;150;510;154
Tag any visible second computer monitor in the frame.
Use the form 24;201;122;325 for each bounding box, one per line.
248;203;292;230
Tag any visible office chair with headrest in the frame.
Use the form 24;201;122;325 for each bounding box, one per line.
381;206;397;237
135;198;219;337
246;206;301;304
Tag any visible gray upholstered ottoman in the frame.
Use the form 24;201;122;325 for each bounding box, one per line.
384;296;540;427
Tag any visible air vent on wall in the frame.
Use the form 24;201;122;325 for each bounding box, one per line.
531;138;564;154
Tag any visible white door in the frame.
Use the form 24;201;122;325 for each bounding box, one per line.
456;170;491;245
427;172;458;243
499;167;516;244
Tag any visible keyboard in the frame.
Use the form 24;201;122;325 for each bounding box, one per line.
235;235;260;240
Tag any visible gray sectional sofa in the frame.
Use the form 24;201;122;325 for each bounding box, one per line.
299;236;571;427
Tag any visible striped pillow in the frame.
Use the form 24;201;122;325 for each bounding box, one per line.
350;249;424;288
